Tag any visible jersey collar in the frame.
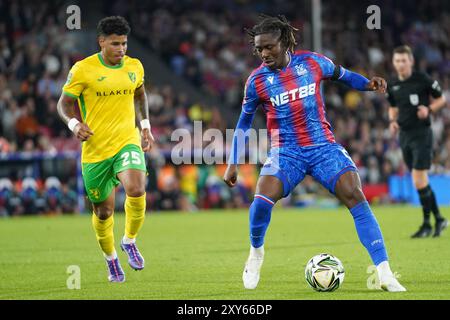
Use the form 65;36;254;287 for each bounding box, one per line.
268;52;292;73
97;53;124;69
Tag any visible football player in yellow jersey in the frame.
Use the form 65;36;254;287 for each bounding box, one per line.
57;16;154;282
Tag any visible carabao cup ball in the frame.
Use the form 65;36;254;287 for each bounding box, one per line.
305;253;345;292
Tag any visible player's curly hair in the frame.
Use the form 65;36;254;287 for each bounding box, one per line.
246;14;298;54
97;16;130;37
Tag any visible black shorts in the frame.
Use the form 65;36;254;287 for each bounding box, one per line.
399;127;433;171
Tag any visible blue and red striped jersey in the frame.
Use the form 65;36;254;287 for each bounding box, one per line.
242;50;337;147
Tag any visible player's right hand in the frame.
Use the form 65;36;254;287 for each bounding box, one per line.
367;76;387;93
73;123;94;141
223;165;238;188
389;121;399;136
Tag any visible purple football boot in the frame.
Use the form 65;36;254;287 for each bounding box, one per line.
120;240;145;270
106;258;125;282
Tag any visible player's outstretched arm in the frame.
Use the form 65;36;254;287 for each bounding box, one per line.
224;110;255;188
57;93;93;141
335;66;387;93
134;85;154;152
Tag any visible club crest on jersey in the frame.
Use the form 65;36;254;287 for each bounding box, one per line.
409;94;419;106
270;83;316;107
267;76;274;84
128;72;136;83
295;64;307;76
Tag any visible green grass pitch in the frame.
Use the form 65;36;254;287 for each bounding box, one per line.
0;206;449;300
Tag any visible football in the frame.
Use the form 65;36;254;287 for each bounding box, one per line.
305;253;345;292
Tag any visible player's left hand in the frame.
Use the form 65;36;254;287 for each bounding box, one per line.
367;77;387;93
417;105;429;119
141;128;155;152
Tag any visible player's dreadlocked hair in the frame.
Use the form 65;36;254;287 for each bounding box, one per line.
97;16;131;37
246;14;298;54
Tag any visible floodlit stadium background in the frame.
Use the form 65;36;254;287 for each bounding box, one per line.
0;0;449;216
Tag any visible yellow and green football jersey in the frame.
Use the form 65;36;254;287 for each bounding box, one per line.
63;53;145;163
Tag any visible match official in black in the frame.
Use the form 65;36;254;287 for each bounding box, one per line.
386;45;448;238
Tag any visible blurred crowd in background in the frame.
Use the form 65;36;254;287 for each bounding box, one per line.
0;176;77;216
0;0;449;215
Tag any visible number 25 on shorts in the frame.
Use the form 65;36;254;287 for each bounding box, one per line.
120;151;142;166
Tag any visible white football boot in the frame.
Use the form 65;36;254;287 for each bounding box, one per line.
377;261;407;292
242;245;264;289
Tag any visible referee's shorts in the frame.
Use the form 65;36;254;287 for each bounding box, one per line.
399;127;433;171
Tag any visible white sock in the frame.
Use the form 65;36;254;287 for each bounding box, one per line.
104;251;118;261
122;236;136;245
376;261;393;279
250;245;264;258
